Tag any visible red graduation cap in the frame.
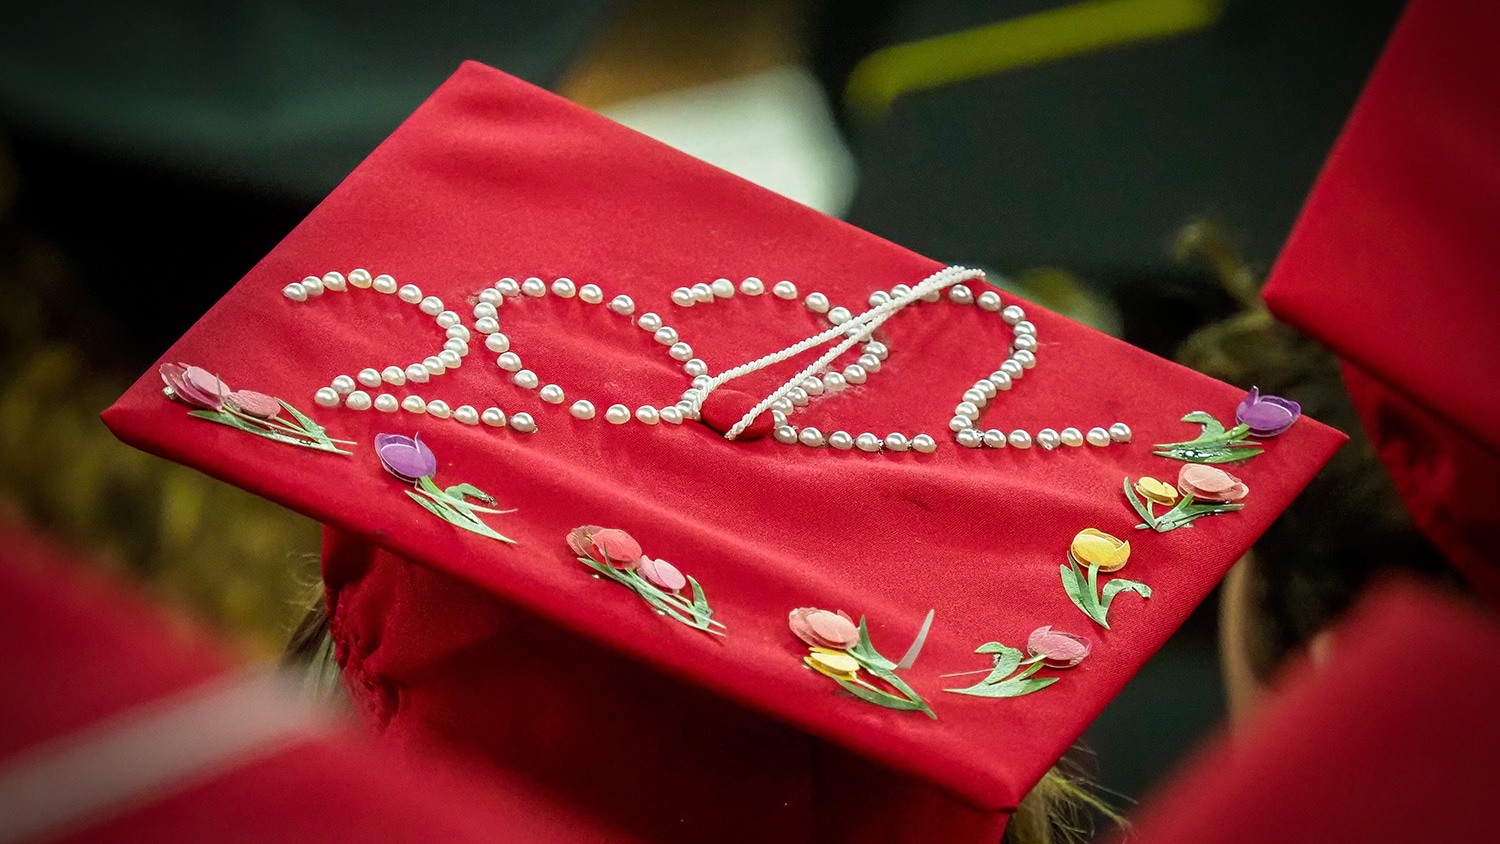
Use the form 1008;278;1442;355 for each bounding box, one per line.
1123;581;1500;843
1263;0;1500;603
102;62;1344;841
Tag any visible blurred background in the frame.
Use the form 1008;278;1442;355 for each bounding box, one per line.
0;0;1404;825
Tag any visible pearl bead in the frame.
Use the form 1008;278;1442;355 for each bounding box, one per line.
1014;349;1037;369
447;325;471;342
1008;430;1032;448
382;366;406;385
419;296;444;315
884;433;910;451
857;353;881;372
855;433;882;452
770;397;793;414
920;287;942;303
1060;427;1084;447
822;372;847;392
375;394;399;413
486;333;511;353
660;405;683;424
348;269;372;288
1087;427;1112;447
890;284;912;298
635;406;660;425
473;302;498;320
422;356;446;375
798;427;825;447
609;295;634;315
437;350;462;369
1000;360;1024;379
843;364;866;384
1109;422;1132;443
989;371;1013;391
956;428;983;448
636;313;663;332
436;311;461;329
710;278;735;298
975;379;998;399
605;404;631;424
372;274;398;294
955;401;980;420
654;327;678;346
691;283;714;303
344;391;371;411
314;387;340;408
691;375;712;390
804;292;830;313
669;342;693;362
787;387;809;407
983;429;1006;448
962;388;987;406
474;317;499;335
443;338;469;356
551;278;576;298
868;291;891;308
801;377;824;396
357;368;382;388
684;358;708;377
772;280;797;300
864;341;889;360
579;284;603;304
320;272;346;292
740;277;764;296
405;364;429;383
331;375;356;395
479;288;502;305
949;285;974;304
401;395;426;414
1037;428;1061;450
494;278;520;296
539;384;565;403
1013;334;1037;352
976;290;1002;311
774;426;798;444
509;412;536;433
950;416;973;432
772;410;788;427
427;400;452;419
671;288;695;307
282;283;308;302
397;284;422;304
1014;320;1036;336
496;352;522;372
513;370;539;390
454;405;480;425
1001;305;1025;325
911;434;938;453
521;277;546;297
569;400;595;420
828;306;852;325
301;276;325;296
481;407;507;427
828;431;854;450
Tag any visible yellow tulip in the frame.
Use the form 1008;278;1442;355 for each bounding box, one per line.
1069;528;1131;572
1134;476;1179;507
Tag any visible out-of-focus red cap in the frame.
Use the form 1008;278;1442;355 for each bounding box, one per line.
1263;0;1500;603
1124;580;1500;843
100;62;1344;841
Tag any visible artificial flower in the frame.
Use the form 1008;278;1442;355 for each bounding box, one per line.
1134;476;1179;507
1026;626;1091;668
789;607;860;650
1236;387;1301;437
1178;463;1249;503
374;433;438;482
1068;528;1131;572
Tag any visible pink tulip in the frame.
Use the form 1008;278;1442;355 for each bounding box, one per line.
1027;626;1091;668
638;556;688;592
1178;464;1249;503
226;390;281;419
566;526;642;569
789;607;860;650
159;363;228;410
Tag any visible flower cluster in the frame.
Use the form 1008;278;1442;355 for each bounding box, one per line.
944;625;1091;698
160;363;351;454
568;526;721;635
376;433;515;543
1126;464;1248;533
789;607;934;717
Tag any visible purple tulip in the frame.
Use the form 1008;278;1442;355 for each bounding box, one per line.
1236;387;1301;437
375;433;438;482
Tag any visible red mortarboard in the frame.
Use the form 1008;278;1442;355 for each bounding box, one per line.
0;517;619;843
1262;0;1500;603
1124;581;1500;843
101;63;1344;841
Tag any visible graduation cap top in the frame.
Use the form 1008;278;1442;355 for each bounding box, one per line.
102;62;1344;842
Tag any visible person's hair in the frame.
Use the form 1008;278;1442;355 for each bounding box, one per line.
1173;222;1459;681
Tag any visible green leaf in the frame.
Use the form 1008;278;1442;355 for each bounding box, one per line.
406;490;516;544
1123;478;1158;529
1181;410;1225;435
864;664;936;718
1058;563;1099;625
188;409;352;455
1100;578;1152;615
974;641;1023;680
443;483;496;505
832;675;931;714
1151;500;1246;532
946;675;1059;698
1153;411;1264;464
849;617;897;672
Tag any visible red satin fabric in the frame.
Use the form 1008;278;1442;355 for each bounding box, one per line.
1263;0;1500;600
102;63;1344;839
1124;582;1500;843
